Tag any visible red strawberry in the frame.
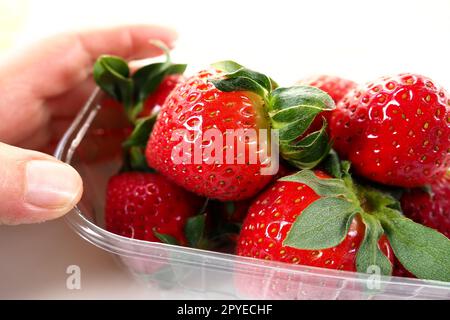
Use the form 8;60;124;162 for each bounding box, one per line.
330;73;450;187
392;257;415;279
220;162;294;224
297;75;356;104
237;170;393;271
141;74;184;117
401;173;450;239
237;162;450;283
105;172;203;275
146;69;271;200
146;61;334;201
105;172;202;244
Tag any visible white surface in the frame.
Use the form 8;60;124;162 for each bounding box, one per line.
0;219;154;299
10;0;450;86
1;0;450;299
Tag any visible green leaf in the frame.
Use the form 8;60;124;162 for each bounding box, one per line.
210;77;267;97
283;197;358;250
166;63;187;75
93;55;133;108
225;68;272;92
321;150;343;179
123;115;157;148
128;146;152;172
210;60;273;97
153;229;179;245
377;209;450;282
270;105;320;141
184;214;206;248
130;62;185;120
132;62;168;102
94;44;185;124
211;60;244;73
279;169;350;198
94;55;130;79
356;213;393;276
269;85;335;113
119;115;156;173
282;126;332;169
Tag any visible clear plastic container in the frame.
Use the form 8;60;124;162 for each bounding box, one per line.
55;89;450;300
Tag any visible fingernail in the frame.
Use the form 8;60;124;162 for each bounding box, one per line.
25;160;82;209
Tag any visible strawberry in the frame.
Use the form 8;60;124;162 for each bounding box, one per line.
237;160;450;282
297;75;356;104
330;73;450;187
105;171;205;275
400;173;450;239
237;170;394;271
145;68;271;201
146;61;335;201
105;172;203;244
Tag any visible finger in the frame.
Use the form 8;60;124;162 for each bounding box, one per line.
75;24;177;61
0;97;51;146
46;78;96;118
0;25;175;144
0;142;83;225
0;25;177;99
16;117;76;152
16;125;52;151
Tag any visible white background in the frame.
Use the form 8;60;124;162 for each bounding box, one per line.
11;0;450;85
0;0;450;299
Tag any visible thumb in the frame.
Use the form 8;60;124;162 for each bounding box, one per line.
0;142;83;225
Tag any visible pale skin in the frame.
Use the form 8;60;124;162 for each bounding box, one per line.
0;25;177;225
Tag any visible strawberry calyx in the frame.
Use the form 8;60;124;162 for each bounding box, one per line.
93;42;186;173
279;158;450;282
210;60;335;169
120;114;158;172
93;41;186;123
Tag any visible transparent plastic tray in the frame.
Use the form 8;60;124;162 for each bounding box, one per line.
55;89;450;300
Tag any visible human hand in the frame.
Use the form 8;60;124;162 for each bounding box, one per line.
0;25;176;225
